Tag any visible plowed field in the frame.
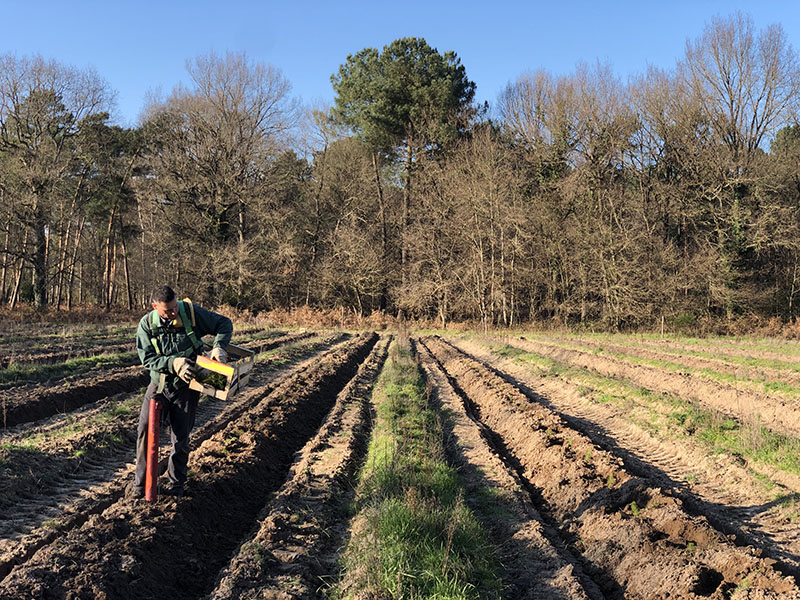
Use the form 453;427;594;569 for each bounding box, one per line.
1;327;799;599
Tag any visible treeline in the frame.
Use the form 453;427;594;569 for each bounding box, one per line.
2;12;800;329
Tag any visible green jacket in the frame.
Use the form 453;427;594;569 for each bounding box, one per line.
136;301;233;393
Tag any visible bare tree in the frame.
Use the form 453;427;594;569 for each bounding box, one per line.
0;54;113;309
140;51;298;305
682;12;800;169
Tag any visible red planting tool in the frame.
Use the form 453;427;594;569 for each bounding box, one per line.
144;397;162;502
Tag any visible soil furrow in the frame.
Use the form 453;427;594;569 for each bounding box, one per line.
0;366;149;428
423;336;799;600
0;335;134;366
238;330;314;353
452;337;800;582
623;336;800;361
0;342;137;369
416;338;596;600
0;332;378;600
0;333;351;585
209;335;390;599
570;334;800;373
504;336;800;438
0;330;321;430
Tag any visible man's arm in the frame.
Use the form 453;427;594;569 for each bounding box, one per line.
193;305;233;350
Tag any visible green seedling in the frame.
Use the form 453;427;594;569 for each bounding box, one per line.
195;368;228;390
629;501;640;517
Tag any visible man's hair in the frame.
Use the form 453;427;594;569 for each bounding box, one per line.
151;285;176;304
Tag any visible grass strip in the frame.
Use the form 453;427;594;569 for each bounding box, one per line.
548;331;800;358
482;341;800;480
0;352;138;384
563;333;800;373
333;337;500;600
526;335;800;399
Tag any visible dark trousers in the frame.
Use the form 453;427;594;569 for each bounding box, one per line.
134;382;200;489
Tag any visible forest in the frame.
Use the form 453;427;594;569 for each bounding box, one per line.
2;11;800;330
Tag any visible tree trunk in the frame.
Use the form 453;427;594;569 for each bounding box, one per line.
103;149;138;310
55;217;73;309
0;224;10;303
107;240;117;309
400;144;412;306
32;201;48;310
237;204;245;306
372;152;388;311
56;171;87;309
67;217;85;310
122;236;133;310
103;200;118;309
10;230;29;310
305;143;328;307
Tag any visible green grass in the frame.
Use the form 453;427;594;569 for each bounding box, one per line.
0;441;39;453
527;336;800;399
93;399;138;423
333;338;500;600
548;330;800;358
614;339;800;373
0;351;137;384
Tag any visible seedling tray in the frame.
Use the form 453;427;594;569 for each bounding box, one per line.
189;344;255;400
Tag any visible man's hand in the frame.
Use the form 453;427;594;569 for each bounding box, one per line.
173;357;197;383
210;347;228;363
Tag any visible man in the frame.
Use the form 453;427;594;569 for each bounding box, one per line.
128;285;233;498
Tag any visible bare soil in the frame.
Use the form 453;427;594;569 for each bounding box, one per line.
0;341;136;368
422;335;799;599
542;334;800;387
0;329;310;429
416;339;595;599
3;325;798;599
209;335;390;599
0;332;378;600
0;365;149;428
454;337;800;581
0;331;350;585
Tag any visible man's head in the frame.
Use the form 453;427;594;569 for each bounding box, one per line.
151;286;178;320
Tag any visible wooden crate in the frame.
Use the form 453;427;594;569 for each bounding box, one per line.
188;344;255;400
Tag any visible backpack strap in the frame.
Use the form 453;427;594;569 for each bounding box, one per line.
177;300;204;353
149;310;162;355
183;297;196;327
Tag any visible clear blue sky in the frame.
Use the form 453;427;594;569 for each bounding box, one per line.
4;0;799;127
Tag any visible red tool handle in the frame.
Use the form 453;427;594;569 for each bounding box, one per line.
145;397;162;502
